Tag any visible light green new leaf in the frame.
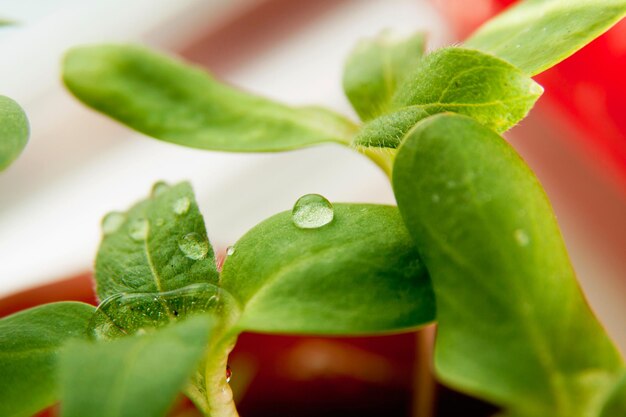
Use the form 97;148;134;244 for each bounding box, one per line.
393;113;624;417
353;47;542;148
343;30;426;121
63;44;357;152
466;0;626;76
0;95;29;171
0;302;95;417
600;373;626;417
221;203;435;335
95;182;219;301
60;315;213;417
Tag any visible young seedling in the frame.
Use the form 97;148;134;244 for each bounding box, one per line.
2;1;626;417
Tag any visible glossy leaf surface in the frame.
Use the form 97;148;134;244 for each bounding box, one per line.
63;44;357;152
353;47;542;148
0;302;95;417
221;203;435;335
95;182;219;300
60;315;213;417
0;95;29;171
393;113;624;417
466;0;626;76
343;30;425;121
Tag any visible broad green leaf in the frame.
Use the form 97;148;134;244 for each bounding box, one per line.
95;181;219;300
0;302;95;417
343;30;426;121
466;0;626;76
0;95;29;171
60;315;213;417
600;373;626;417
63;44;357;152
353;47;542;148
221;203;435;335
393;113;624;417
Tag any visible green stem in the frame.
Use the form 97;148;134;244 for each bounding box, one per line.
202;333;240;417
360;146;396;178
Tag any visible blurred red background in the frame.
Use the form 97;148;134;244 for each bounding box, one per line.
433;0;626;194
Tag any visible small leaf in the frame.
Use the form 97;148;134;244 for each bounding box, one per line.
60;315;214;417
95;182;219;301
0;302;95;417
343;30;426;121
221;203;435;335
353;47;542;148
393;113;624;417
0;95;29;171
63;44;358;152
465;0;626;76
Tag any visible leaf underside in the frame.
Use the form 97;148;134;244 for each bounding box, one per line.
353;47;542;149
393;113;624;417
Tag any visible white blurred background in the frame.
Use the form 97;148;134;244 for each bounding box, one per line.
0;0;624;351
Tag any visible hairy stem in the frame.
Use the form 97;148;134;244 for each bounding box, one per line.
203;333;240;417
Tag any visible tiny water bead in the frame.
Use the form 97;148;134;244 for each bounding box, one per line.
151;181;170;197
173;196;190;215
101;212;126;235
178;232;209;260
514;229;530;247
292;194;334;229
226;246;235;256
128;218;149;241
226;365;232;383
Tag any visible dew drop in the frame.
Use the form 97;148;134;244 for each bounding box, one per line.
102;212;126;235
514;229;530;246
226;246;235;256
292;194;334;229
173;197;190;215
178;232;209;260
226;365;232;383
128;218;149;241
151;181;170;197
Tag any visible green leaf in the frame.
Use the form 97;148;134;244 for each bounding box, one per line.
60;315;213;417
0;95;29;171
353;47;542;148
600;373;626;417
392;113;624;417
465;0;626;76
342;30;426;121
0;302;95;417
221;203;435;335
95;181;219;301
63;44;358;152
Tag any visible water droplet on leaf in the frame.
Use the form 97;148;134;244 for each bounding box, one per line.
178;232;209;260
514;229;530;246
226;246;235;256
151;181;170;197
173;197;190;215
128;218;149;241
292;194;334;229
102;212;126;235
226;365;232;383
